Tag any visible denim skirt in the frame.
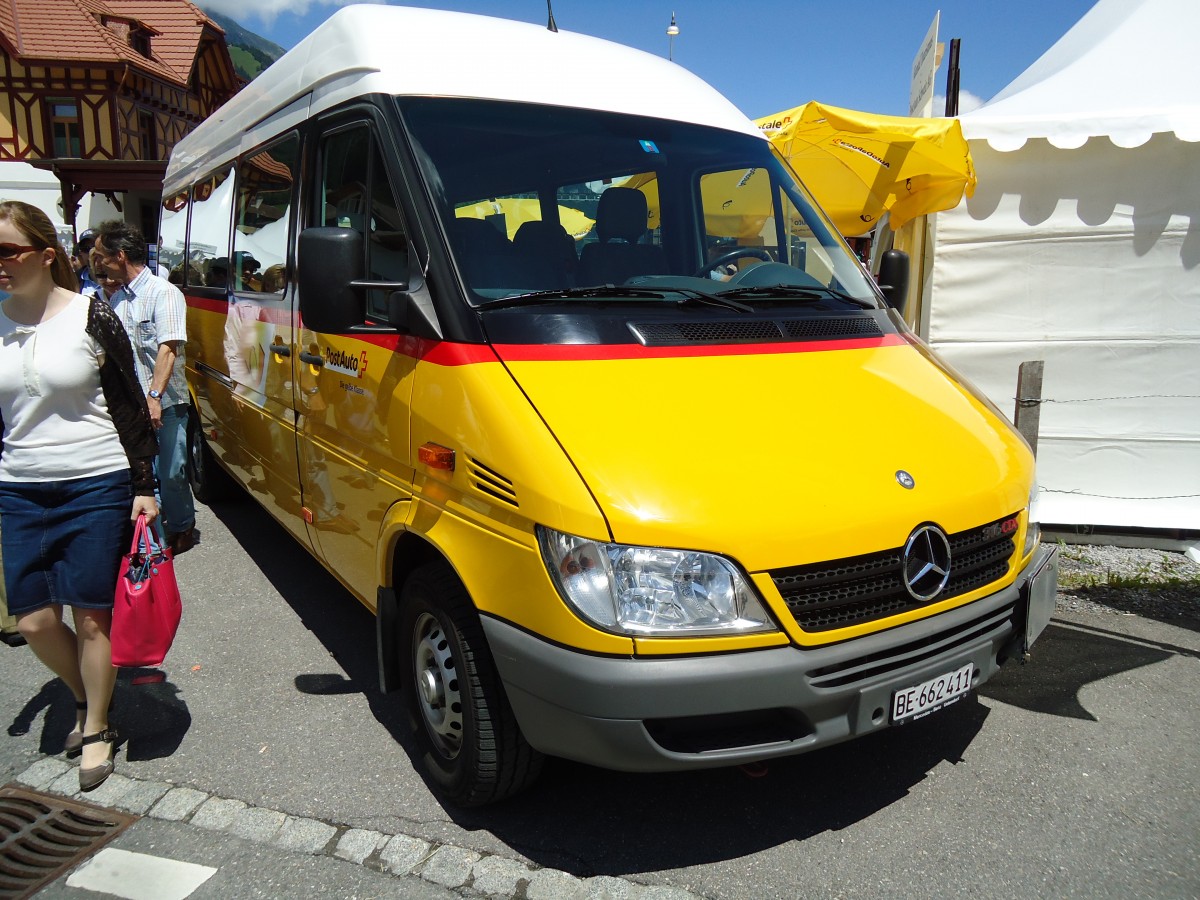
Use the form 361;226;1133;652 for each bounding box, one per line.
0;469;132;615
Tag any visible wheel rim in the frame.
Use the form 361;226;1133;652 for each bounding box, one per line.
412;612;463;759
187;418;204;484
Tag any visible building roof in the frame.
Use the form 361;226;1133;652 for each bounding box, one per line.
0;0;224;88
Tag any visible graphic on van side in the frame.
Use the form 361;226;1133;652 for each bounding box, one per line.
323;347;367;378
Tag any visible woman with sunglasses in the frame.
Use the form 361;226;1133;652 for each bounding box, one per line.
0;201;158;792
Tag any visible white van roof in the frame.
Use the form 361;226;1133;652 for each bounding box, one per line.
165;5;762;190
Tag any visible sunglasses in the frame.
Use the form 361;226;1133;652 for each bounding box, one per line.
0;243;39;260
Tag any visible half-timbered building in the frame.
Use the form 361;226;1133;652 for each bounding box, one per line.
0;0;239;241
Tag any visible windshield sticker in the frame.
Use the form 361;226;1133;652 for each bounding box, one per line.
639;140;660;154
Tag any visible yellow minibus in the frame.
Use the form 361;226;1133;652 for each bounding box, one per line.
162;5;1058;806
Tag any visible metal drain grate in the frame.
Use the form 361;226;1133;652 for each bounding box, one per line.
0;784;136;899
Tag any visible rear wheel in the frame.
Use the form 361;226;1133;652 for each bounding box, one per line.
402;562;543;806
186;404;236;504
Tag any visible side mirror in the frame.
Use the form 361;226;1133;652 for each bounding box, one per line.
298;227;366;334
876;249;910;314
384;286;441;341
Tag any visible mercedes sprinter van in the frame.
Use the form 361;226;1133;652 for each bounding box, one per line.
162;5;1058;805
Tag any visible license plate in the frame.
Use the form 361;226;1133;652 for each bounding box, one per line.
892;663;974;723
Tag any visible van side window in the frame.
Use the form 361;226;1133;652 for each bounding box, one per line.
320;124;409;322
234;135;299;294
189;166;234;288
159;189;189;285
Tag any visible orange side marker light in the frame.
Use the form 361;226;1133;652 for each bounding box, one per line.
418;443;456;471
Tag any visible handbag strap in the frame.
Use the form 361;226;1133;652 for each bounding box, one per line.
130;515;169;557
130;514;149;554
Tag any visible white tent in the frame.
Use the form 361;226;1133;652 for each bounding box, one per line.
926;0;1200;533
0;161;93;247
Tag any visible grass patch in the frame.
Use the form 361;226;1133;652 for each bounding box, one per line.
1058;567;1200;591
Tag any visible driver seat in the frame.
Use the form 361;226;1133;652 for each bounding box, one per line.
577;187;668;285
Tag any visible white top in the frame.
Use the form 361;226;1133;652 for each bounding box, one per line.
0;293;129;483
962;0;1200;150
165;5;762;192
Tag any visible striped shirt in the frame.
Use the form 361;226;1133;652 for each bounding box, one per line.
108;266;188;407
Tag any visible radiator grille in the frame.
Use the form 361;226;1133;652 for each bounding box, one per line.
772;515;1018;632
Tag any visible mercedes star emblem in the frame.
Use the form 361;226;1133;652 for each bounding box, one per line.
903;525;952;601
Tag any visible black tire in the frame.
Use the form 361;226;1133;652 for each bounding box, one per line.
186;404;236;504
401;562;543;806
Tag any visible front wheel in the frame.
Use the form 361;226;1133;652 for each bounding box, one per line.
401;562;543;806
186;404;236;504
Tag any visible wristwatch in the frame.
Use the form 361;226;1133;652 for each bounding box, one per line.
148;389;162;400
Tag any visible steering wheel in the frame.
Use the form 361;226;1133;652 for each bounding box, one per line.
695;247;773;278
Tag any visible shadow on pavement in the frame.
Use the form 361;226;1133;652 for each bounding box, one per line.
206;498;992;873
457;700;990;875
117;669;191;761
980;619;1181;721
205;498;1187;877
6;670;190;762
7;680;73;756
207;499;414;753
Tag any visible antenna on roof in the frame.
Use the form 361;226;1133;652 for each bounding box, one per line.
546;0;559;32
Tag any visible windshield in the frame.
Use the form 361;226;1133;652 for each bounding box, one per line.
398;98;879;309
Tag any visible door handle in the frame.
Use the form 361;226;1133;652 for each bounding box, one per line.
269;342;291;357
299;351;324;367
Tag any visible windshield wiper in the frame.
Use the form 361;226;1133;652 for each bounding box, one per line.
718;284;877;310
475;284;753;313
669;288;754;313
476;285;669;311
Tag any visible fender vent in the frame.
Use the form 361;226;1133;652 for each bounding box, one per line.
0;785;136;899
467;458;518;508
632;316;883;346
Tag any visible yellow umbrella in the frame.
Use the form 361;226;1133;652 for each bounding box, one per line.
454;198;594;241
624;168;807;240
755;101;977;235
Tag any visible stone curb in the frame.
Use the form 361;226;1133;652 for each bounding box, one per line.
14;760;703;900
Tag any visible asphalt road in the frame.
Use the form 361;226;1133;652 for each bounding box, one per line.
2;497;1198;899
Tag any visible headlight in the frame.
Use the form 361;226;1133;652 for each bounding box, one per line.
1024;480;1041;557
536;526;776;637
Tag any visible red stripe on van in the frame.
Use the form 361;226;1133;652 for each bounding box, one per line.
492;334;905;362
185;294;899;363
185;293;229;315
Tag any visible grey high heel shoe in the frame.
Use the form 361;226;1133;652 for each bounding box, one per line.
64;701;87;758
78;729;118;792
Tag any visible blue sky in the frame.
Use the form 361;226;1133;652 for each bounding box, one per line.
202;1;1097;119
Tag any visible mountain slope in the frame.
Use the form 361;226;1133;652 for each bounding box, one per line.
202;7;285;80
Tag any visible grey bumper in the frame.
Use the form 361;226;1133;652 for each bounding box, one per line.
483;544;1057;772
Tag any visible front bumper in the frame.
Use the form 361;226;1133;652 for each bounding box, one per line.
484;543;1058;772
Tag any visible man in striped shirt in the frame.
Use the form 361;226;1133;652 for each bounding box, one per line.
93;221;197;555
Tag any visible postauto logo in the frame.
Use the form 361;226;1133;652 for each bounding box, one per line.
323;346;367;378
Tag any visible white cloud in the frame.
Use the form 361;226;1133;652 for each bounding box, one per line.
931;88;984;117
201;0;365;28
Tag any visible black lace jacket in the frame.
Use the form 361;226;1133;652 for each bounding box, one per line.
0;296;158;496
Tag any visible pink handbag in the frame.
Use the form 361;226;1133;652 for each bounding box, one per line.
111;515;182;668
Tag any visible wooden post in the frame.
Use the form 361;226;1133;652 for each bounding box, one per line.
1014;361;1044;457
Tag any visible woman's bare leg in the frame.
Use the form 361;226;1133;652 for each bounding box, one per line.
18;605;88;741
18;605;85;701
72;607;117;770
